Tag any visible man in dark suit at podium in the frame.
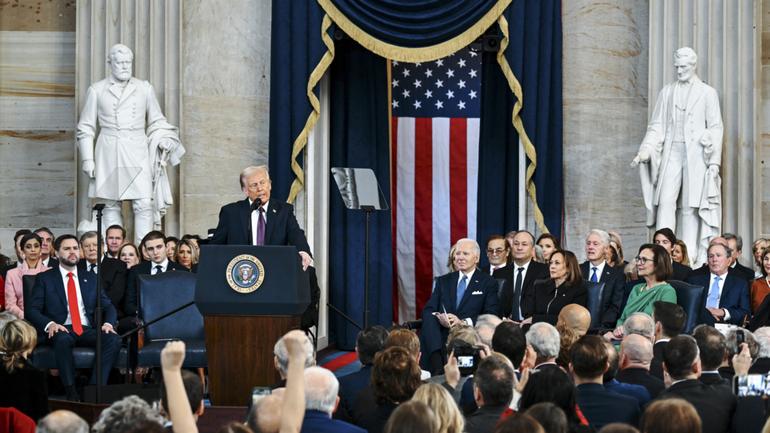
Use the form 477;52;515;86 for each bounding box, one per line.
421;238;499;373
211;165;312;271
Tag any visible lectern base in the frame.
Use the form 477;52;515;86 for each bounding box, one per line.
204;315;302;406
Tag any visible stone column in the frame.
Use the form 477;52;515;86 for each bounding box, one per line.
648;0;759;263
76;0;182;239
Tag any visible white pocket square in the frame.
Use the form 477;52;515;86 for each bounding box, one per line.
471;290;483;295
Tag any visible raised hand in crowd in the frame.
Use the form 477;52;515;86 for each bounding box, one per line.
161;341;199;433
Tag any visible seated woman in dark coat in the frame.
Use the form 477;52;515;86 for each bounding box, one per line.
0;319;48;421
523;250;587;326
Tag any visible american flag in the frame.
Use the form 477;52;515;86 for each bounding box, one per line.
390;48;482;322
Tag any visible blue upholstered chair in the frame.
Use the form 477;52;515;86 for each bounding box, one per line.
136;272;207;368
667;279;707;333
585;281;606;330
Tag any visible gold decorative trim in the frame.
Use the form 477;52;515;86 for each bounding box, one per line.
316;0;511;63
287;14;336;204
494;15;549;234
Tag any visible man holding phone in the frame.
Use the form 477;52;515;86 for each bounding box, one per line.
420;238;499;374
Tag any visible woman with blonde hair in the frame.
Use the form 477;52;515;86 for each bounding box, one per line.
175;238;200;272
0;319;48;420
412;383;464;433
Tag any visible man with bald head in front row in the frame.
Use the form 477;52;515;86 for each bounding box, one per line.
421;238;499;374
556;304;592;337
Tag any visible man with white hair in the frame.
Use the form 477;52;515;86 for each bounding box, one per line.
580;229;626;328
616;334;665;398
474;314;501;347
274;330;315;386
749;327;770;374
622;312;655;341
300;367;365;433
77;44;184;244
526;322;561;372
632;47;724;265
36;410;89;433
421;238;499;374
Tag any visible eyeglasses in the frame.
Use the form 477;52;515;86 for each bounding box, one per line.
487;248;506;255
634;256;653;264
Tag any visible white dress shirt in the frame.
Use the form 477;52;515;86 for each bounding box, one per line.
45;266;90;331
151;258;170;275
588;261;606;281
708;272;731;321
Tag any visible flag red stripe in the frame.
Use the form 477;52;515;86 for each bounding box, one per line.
449;118;468;245
414;118;433;317
390;117;399;323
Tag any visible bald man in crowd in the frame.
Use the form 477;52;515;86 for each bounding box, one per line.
616;334;665;398
556;304;592;337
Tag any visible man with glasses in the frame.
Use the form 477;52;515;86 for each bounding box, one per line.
484;235;509;274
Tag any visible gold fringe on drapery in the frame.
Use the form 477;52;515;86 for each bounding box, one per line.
287;3;551;237
494;14;549;234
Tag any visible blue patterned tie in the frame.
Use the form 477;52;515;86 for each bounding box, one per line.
706;275;721;309
456;275;468;308
590;267;598;283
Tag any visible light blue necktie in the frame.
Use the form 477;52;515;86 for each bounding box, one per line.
590;267;598;283
707;275;721;309
456;275;468;308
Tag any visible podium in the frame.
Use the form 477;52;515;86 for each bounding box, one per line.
196;245;310;406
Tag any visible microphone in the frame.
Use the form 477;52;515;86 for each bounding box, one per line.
250;198;263;212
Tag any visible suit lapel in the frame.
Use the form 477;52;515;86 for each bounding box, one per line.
264;201;279;245
51;270;68;309
720;274;734;305
240;199;252;243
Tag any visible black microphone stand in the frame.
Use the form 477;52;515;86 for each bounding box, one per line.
92;203;106;403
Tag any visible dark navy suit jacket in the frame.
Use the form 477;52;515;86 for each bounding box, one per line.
125;260;189;316
687;272;750;325
575;383;640;430
580;261;626;327
26;266;117;335
420;270;499;355
335;365;372;422
300;410;366;433
210;198;311;253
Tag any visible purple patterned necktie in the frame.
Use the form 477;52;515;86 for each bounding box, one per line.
256;207;266;246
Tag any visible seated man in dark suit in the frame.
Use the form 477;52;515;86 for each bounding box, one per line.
581;229;626;328
484;235;509;274
125;230;189;317
657;335;736;433
495;230;549;320
465;354;514;433
25;234;121;401
210;165;312;270
420;238;498;374
602;339;650;406
692;325;730;387
78;231;131;331
724;232;757;284
650;301;686;380
653;228;691;281
616;334;665;398
336;325;389;421
571;335;640;430
687;242;750;325
301;367;366;433
34;227;58;269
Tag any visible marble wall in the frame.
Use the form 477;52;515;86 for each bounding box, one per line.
762;0;770;237
0;1;77;257
179;0;272;237
561;1;650;259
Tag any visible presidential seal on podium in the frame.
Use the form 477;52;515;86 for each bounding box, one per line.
226;254;265;293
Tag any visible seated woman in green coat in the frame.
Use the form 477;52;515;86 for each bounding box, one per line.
605;243;677;340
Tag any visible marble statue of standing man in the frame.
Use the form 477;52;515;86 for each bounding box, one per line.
632;47;723;266
77;44;185;244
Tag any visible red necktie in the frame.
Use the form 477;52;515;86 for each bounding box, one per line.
66;272;83;336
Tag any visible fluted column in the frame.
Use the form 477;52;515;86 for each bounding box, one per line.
76;0;182;238
648;0;759;262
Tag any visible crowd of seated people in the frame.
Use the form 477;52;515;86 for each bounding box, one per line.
1;225;770;432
